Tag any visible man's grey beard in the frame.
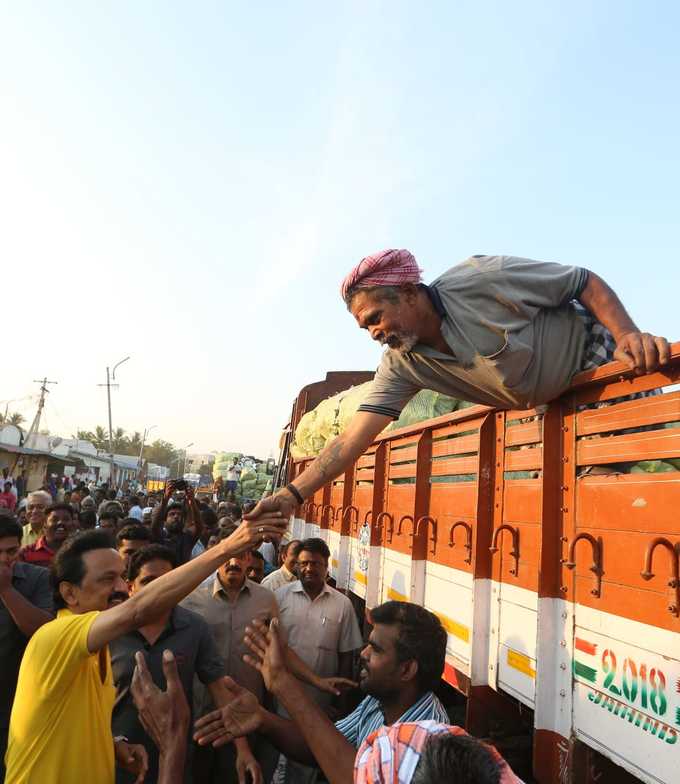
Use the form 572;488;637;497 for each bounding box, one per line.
384;331;419;353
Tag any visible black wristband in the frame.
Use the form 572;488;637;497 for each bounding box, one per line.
286;483;304;505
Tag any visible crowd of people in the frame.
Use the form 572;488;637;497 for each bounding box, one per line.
0;470;521;784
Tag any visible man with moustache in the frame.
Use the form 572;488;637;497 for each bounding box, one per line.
4;511;288;784
181;537;278;783
247;249;670;527
0;516;53;781
21;490;51;546
151;482;203;566
194;601;449;784
20;503;80;569
110;545;261;784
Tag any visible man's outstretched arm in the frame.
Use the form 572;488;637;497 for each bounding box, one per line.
194;620;358;784
579;271;670;374
246;411;391;521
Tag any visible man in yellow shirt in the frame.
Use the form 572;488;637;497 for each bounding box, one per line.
5;511;288;784
21;491;51;547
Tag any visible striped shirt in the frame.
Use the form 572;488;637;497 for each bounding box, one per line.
335;691;449;748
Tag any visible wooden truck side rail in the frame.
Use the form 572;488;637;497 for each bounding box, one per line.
290;340;680;784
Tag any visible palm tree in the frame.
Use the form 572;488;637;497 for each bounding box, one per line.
8;412;25;426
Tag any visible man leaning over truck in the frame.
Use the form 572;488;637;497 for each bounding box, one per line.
247;249;670;522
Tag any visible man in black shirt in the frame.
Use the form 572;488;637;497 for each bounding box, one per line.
151;482;203;565
0;516;53;780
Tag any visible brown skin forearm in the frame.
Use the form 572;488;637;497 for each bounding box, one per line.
271;673;356;784
208;681;253;760
158;747;186;784
287;412;390;501
0;587;52;637
578;271;638;341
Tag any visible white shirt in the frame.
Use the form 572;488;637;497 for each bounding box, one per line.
258;541;276;565
128;505;143;521
275;580;363;709
261;565;297;592
226;466;241;482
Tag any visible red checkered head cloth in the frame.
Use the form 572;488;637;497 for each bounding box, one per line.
341;249;423;302
353;721;521;784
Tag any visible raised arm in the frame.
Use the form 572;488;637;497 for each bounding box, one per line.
578;271;670;374
87;515;288;653
0;565;52;637
184;488;203;543
194;620;356;783
246;411;390;522
151;483;173;540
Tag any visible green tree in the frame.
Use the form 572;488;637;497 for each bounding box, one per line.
3;412;26;426
143;439;180;470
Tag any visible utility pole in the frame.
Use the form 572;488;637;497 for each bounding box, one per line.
99;357;130;490
24;378;58;449
9;378;57;476
137;425;156;482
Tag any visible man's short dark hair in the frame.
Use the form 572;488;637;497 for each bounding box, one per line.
130;496;140;506
223;502;242;518
200;508;218;528
411;733;501;784
100;501;124;519
167;501;183;512
116;524;153;547
46;503;74;518
0;517;22;541
297;537;330;561
285;540;302;557
51;529;116;609
127;544;176;582
78;510;97;529
218;525;237;541
370;601;447;692
249;549;265;562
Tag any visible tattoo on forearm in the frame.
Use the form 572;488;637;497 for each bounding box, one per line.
315;439;345;481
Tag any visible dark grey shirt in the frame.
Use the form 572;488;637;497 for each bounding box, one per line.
0;562;53;728
110;605;224;783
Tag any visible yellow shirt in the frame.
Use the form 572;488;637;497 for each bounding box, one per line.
5;609;116;784
21;523;40;547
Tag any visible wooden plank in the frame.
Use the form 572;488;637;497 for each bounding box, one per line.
502;481;542;524
389;445;418;464
388;463;418;480
504;420;543;447
575;473;680;532
576;391;680;435
432;421;482;440
576;428;680;465
504;447;543;472
506;408;543;422
356;454;376;469
430;455;479;476
429;485;479;519
431;434;480;458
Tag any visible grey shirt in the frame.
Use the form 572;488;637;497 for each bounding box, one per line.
110;605;224;783
181;575;278;708
358;255;589;416
0;562;53;729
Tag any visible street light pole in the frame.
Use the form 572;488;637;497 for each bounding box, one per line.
182;442;194;479
102;356;130;490
138;425;156;482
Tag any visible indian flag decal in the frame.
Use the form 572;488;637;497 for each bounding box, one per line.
574;637;598;685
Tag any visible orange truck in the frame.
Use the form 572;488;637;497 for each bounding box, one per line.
282;342;680;784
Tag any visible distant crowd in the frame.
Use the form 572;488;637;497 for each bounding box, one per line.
0;471;521;784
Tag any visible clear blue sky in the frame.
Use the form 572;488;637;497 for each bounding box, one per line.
2;1;678;456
